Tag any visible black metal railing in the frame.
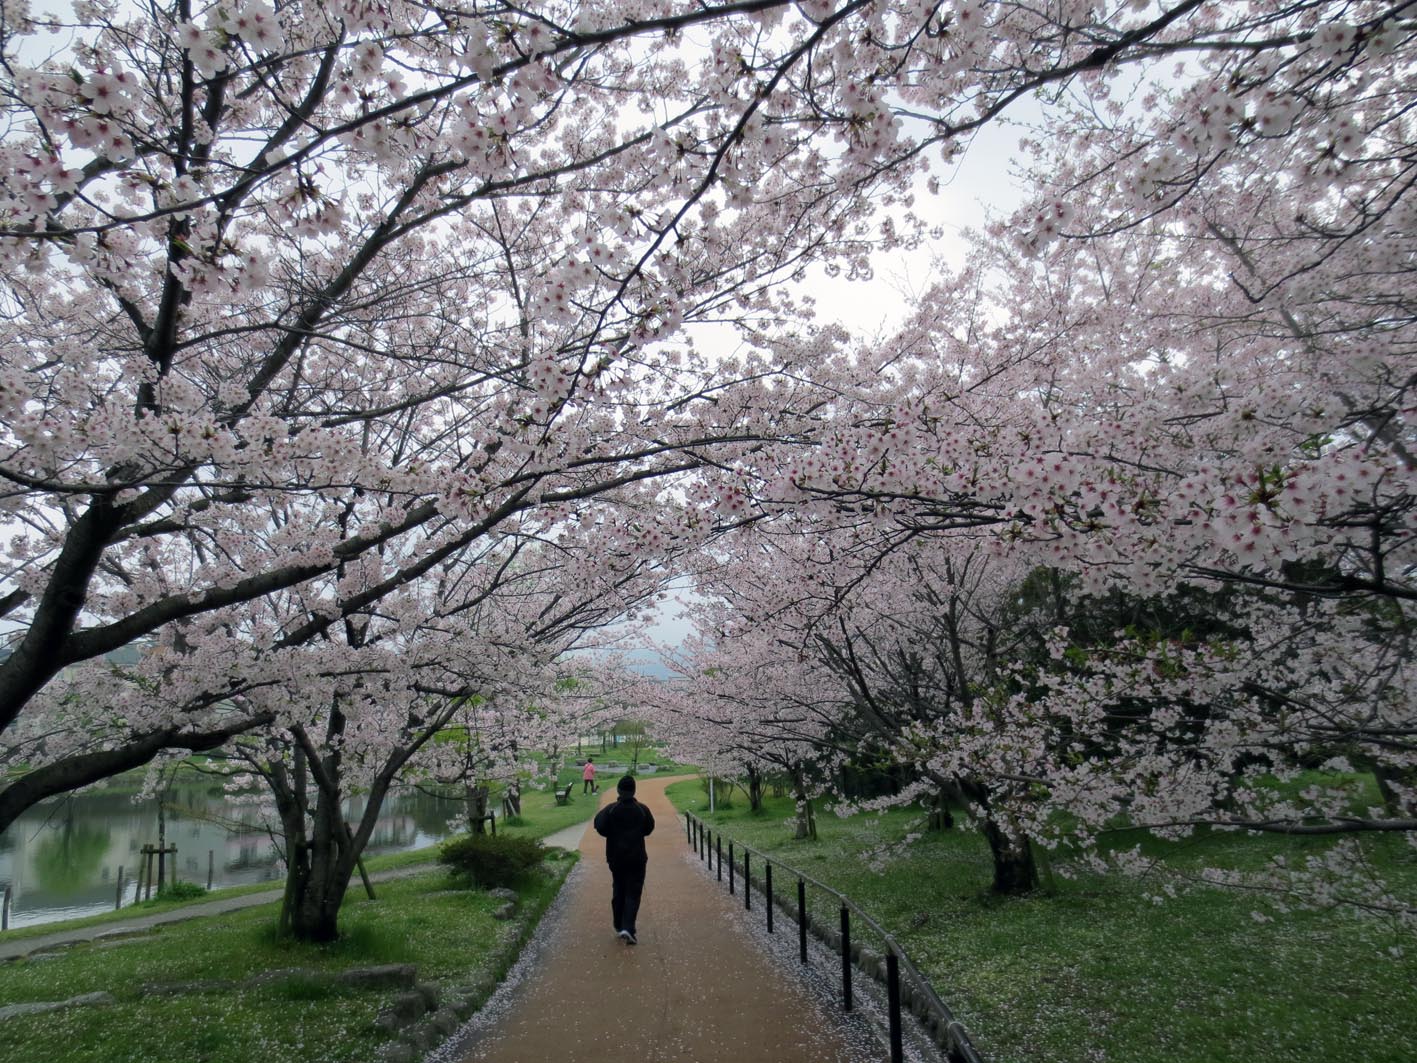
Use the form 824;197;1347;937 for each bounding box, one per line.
685;811;985;1063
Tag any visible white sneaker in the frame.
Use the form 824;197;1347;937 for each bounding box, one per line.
623;930;637;945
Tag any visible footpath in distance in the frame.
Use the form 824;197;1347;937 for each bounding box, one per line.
453;774;869;1063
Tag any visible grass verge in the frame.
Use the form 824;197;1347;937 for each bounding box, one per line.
664;779;1417;1063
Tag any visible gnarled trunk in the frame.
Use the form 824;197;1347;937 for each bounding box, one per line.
501;779;521;818
273;763;361;942
925;782;956;831
981;816;1037;895
465;782;490;833
744;763;764;812
955;774;1036;895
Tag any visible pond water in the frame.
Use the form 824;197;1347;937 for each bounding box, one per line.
0;781;464;929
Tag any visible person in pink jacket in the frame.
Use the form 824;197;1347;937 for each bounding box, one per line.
582;757;597;794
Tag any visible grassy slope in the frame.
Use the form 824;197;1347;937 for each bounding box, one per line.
664;779;1417;1063
0;863;571;1063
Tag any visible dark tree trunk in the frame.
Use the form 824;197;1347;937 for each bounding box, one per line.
283;790;362;942
744;764;764;812
925;782;955;831
501;779;521;818
268;710;377;943
954;774;1036;895
466;782;490;833
981;817;1037;895
1373;764;1416;817
791;765;816;841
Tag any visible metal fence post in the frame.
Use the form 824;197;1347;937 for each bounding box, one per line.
685;826;984;1063
744;850;751;911
887;950;903;1063
115;865;125;910
207;850;214;890
766;863;774;933
840;904;852;1012
2;885;10;930
685;813;692;845
798;877;807;963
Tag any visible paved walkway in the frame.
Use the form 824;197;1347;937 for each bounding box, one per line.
450;775;870;1063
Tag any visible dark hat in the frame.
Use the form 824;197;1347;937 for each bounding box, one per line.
617;775;636;794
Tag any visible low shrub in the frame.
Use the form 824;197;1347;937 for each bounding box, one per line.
153;880;208;902
439;833;547;889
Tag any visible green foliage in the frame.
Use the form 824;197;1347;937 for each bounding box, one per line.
154;880;207;902
439;832;547;888
699;774;734;809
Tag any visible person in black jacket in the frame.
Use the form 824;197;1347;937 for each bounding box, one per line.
592;775;655;945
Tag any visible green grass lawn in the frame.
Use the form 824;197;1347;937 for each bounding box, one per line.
665;779;1417;1063
0;858;572;1063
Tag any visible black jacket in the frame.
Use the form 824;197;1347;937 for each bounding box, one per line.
593;795;655;866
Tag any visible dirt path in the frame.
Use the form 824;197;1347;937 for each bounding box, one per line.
450;775;871;1063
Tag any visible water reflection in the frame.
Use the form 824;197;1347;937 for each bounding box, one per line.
33;818;111;895
0;782;463;929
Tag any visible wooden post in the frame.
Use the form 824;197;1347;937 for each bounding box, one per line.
347;822;376;901
2;885;11;930
142;845;154;901
156;843;173;893
207;850;214;890
115;866;124;910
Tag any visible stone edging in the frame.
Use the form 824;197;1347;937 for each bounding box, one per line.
373;868;572;1063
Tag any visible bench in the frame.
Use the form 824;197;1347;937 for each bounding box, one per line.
554;784;574;806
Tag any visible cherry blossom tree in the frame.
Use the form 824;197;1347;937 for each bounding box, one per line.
4;1;1414;937
14;0;1407;830
213;518;674;941
670;0;1415;914
1;0;917;828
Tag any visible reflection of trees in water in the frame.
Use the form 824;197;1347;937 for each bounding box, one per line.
13;783;462;894
33;816;111;895
396;788;462;838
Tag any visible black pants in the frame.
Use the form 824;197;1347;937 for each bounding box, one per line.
583;779;595;793
609;859;647;934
